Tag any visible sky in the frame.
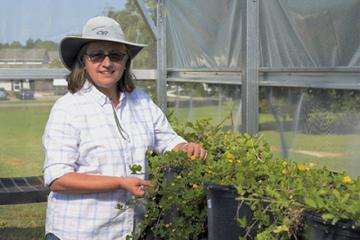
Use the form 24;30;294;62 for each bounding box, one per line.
0;0;126;44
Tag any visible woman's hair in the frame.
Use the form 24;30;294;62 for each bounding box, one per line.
66;43;136;94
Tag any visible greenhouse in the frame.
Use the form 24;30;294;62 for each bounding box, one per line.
0;0;359;239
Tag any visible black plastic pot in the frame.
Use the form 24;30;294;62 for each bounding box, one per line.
205;183;256;240
302;211;360;240
139;167;207;240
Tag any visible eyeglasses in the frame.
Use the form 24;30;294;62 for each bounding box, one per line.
85;50;128;63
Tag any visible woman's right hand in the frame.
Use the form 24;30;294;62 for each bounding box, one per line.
120;176;152;197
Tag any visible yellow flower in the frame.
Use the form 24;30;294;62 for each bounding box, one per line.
192;183;199;189
190;155;197;161
298;164;306;171
226;152;234;160
188;172;193;177
281;169;287;175
342;176;352;184
165;224;170;228
176;175;182;180
308;162;317;168
282;161;288;167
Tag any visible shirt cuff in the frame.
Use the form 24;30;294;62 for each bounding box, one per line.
44;164;74;187
163;135;187;152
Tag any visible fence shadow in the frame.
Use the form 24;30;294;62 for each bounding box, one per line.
0;226;44;240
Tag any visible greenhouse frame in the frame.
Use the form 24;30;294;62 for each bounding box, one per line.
151;0;360;177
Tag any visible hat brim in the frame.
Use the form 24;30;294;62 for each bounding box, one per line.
59;36;146;70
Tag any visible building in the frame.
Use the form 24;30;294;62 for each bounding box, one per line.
0;48;58;95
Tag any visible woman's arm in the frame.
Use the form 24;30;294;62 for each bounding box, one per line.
49;172;151;197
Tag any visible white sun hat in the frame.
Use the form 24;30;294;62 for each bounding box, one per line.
59;16;146;70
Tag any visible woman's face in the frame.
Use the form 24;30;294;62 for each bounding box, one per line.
83;41;128;94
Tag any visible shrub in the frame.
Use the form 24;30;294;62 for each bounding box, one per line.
127;119;360;239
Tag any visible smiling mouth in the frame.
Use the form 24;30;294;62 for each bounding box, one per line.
99;70;114;75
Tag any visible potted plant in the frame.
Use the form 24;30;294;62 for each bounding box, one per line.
231;153;360;239
128;118;272;239
132;118;224;239
128;118;360;240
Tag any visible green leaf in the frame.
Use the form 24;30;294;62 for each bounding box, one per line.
321;213;335;221
332;189;341;200
272;225;289;233
238;216;247;228
304;197;317;209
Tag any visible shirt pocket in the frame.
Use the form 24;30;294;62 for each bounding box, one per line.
79;123;116;175
127;120;154;179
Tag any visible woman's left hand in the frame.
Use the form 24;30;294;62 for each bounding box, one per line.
175;142;208;160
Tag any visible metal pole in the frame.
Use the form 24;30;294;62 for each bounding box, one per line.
242;0;259;134
156;0;167;112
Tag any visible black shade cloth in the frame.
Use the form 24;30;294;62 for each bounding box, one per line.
0;176;49;205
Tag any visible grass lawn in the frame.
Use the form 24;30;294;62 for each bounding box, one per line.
0;105;50;177
0;203;46;240
0;102;50;240
169;101;242;128
0;100;359;239
261;130;360;176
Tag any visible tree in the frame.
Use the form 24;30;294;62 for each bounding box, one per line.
26;39;35;48
0;43;10;49
9;41;22;48
33;39;58;50
107;0;156;69
1;39;58;50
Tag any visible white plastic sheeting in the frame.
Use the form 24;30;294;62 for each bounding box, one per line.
166;0;244;68
260;0;360;67
166;0;360;69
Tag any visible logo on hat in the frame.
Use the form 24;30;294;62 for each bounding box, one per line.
96;30;109;36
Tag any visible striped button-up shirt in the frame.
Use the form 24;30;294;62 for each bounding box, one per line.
43;83;185;240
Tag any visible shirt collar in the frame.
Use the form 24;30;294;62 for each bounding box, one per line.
80;80;127;107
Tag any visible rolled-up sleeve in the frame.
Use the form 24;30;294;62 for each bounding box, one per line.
42;101;80;187
149;100;186;153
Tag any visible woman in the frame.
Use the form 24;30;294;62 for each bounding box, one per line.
43;16;206;240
